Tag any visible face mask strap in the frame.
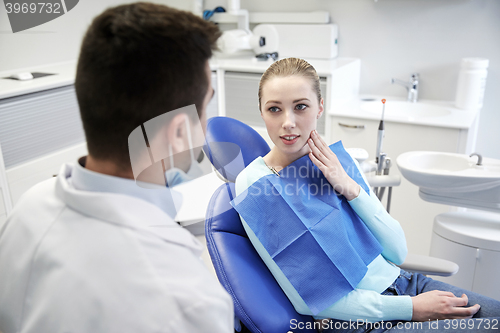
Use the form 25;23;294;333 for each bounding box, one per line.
167;114;196;170
168;143;174;169
184;114;196;162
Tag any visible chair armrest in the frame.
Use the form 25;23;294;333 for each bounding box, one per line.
397;253;459;277
365;174;401;188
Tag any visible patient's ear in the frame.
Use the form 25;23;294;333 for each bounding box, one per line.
167;113;188;154
317;98;324;119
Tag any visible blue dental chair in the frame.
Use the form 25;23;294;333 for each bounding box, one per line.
204;117;317;333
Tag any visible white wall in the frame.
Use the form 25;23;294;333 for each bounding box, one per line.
1;0;498;160
0;0;192;71
208;0;500;159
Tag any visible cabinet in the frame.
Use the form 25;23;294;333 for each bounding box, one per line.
329;114;477;255
0;62;87;210
430;210;500;301
0;191;6;228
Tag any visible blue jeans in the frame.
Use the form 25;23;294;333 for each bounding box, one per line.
324;270;500;333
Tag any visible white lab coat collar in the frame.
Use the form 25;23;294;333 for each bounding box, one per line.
55;163;202;254
70;157;183;219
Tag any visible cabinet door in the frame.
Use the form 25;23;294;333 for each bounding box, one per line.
330;116;463;255
224;72;263;128
330;117;379;157
330;116;462;156
0;85;84;168
472;249;500;301
0;191;6;229
430;233;476;290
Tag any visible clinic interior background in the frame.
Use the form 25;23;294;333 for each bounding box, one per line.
1;0;499;160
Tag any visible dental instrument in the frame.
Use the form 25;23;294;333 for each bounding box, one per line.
373;99;394;208
375;99;386;176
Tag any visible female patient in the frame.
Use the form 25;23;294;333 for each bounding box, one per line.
233;57;499;331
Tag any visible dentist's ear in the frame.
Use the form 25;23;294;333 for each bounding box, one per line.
168;113;188;154
317;98;325;119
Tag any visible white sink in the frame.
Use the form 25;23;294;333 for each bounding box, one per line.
397;151;500;212
360;100;452;119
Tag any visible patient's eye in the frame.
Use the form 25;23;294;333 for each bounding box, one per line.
268;106;280;113
295;104;307;111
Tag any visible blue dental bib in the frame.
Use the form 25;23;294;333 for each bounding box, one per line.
231;141;383;315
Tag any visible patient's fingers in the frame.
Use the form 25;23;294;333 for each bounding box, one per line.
308;138;327;162
310;130;330;154
309;151;325;170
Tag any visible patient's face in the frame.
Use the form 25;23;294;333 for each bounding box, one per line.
260;75;323;160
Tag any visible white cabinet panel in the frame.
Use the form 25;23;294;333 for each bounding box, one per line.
431;233;500;301
0;85;84;168
430;233;476;290
0;214;6;230
472;249;500;301
0;190;6;229
224;72;263;127
206;72;219;120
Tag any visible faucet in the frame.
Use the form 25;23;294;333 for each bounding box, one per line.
470;152;483;166
391;73;419;103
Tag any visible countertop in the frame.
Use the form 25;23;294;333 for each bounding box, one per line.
330;95;479;130
0;61;77;100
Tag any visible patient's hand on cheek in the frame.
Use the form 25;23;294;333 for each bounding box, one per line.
307;130;361;201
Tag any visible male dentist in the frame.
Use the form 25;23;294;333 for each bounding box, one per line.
0;3;233;332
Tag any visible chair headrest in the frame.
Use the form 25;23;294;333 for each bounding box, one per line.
204;117;270;182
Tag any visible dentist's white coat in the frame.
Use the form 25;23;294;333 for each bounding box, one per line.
0;163;233;333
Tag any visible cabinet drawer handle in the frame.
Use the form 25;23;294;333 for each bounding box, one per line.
338;122;365;129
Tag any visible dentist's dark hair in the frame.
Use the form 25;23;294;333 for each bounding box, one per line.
75;2;220;169
258;57;321;111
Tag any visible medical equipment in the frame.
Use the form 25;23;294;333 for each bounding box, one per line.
375;98;386;174
373;99;395;209
217;24;279;56
255;52;278;61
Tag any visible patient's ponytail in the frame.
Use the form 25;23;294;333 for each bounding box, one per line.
258;58;321;111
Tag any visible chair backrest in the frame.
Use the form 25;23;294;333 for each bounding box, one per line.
205;182;316;333
203;117;270;182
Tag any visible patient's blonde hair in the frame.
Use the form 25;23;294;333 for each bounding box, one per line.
258;57;322;111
